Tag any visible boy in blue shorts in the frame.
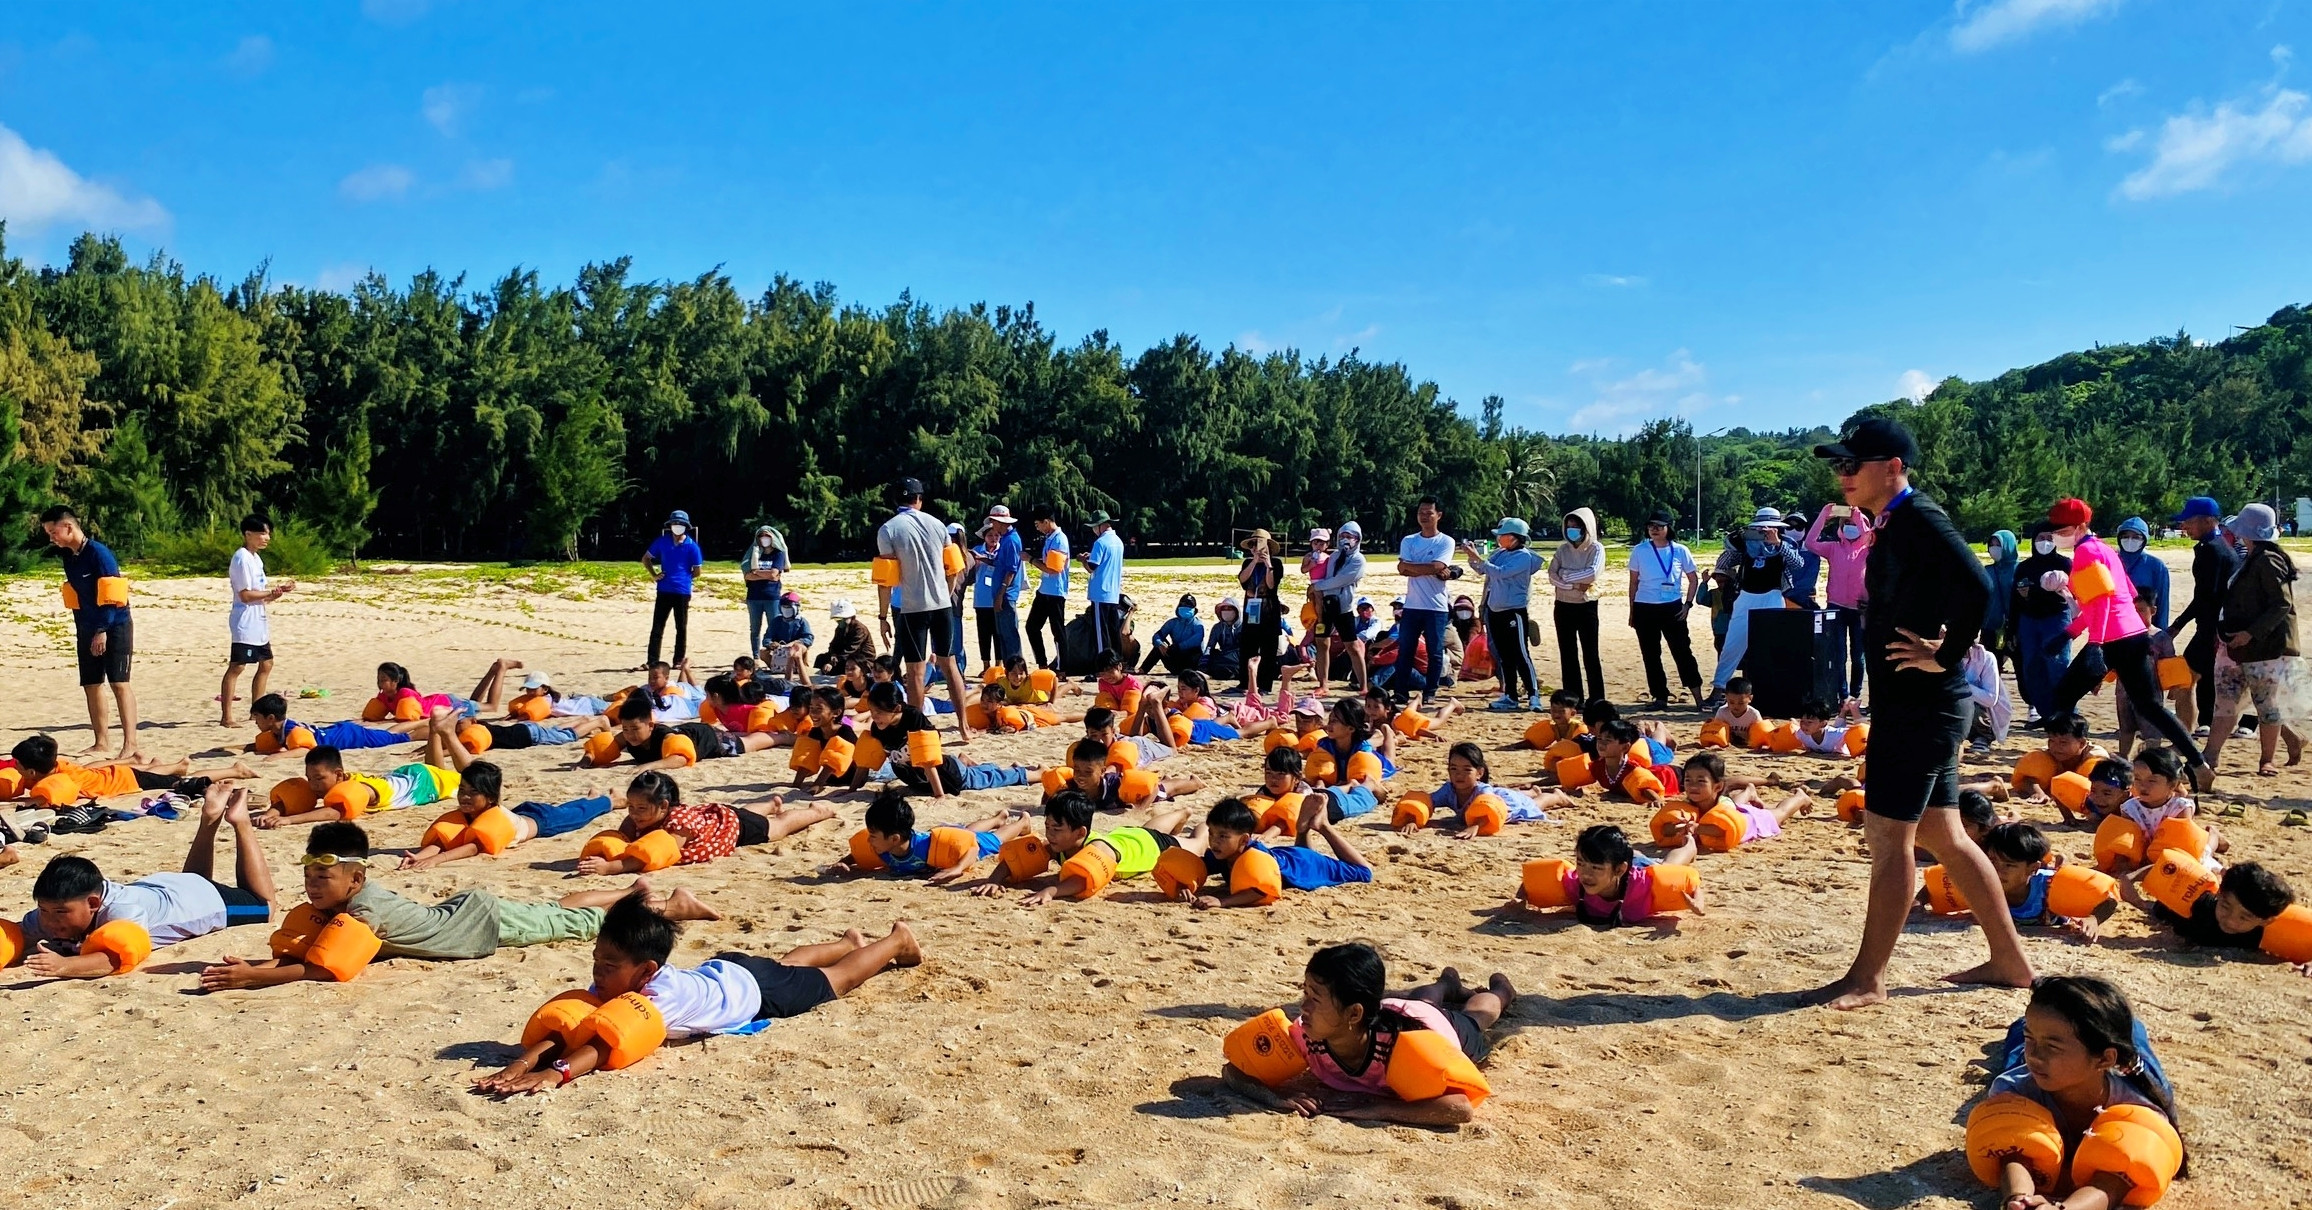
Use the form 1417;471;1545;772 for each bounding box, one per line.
1158;798;1374;909
823;787;1033;885
247;693;417;755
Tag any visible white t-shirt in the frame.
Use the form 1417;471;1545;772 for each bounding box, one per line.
639;960;763;1036
229;547;269;645
22;874;229;949
1630;540;1698;605
1398;532;1457;612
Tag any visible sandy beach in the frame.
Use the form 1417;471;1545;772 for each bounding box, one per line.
1;552;2305;1210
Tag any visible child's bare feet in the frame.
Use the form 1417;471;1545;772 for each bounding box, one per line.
842;927;867;949
227;761;257;781
200;784;231;825
761;793;789;815
0;847;17;870
886;921;923;966
662;888;721;922
1791;788;1816;816
222;787;254;828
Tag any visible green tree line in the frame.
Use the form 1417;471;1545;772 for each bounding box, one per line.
2;226;2306;570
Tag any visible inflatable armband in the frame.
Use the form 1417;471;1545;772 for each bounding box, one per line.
1153;847;1209;899
574;992;668;1070
1060;842;1118;898
1650;804;1697;846
1965;1094;2063;1189
1521;858;1572;908
1224;1008;1308;1087
81;920;154;974
1229;848;1284;905
907;730;943;769
2142;849;2218;917
1649;864;1701;912
1463;793;1507;836
1392;794;1433;830
271;778;318;815
2070;1103;2182;1206
848;829;886;871
1382;1026;1491;1106
998;835;1052;882
583;732;624;768
1696;803;1746;853
2046;864;2118;919
303;914;381;981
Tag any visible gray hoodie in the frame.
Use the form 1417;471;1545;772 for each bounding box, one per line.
1549;507;1605;604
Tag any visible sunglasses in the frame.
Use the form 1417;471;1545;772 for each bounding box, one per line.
1829;456;1893;477
298;853;371;868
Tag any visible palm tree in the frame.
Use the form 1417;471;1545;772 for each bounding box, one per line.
1499;430;1559;521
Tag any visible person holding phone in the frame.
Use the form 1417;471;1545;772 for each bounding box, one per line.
1237;528;1290;699
1805;503;1872;706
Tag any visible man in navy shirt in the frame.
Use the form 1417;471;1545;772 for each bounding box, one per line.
977;505;1026;664
42;505;144;761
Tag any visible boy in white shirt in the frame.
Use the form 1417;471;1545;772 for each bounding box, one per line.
10;784;275;978
220;514;293;727
472;894;922;1094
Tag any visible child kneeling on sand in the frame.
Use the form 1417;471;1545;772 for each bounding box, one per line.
1220;942;1505;1125
196;821;717;989
472;893;920;1094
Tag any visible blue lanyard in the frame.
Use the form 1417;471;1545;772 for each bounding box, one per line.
1880;487;1916;521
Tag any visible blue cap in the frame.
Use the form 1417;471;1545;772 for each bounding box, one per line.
667;509;692;526
2171;496;2220;523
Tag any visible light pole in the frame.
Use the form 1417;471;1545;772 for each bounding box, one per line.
1693;426;1730;537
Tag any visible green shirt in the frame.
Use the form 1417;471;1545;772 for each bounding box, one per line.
346;883;503;960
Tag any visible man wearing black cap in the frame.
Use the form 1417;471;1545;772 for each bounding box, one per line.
877;479;975;738
1803;417;2032;1010
1626;508;1704;709
2169;495;2239;732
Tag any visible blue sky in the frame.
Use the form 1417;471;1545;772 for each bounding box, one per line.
3;1;2309;435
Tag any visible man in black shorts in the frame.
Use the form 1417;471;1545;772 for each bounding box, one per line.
1801;418;2033;1011
877;478;975;737
42;505;143;761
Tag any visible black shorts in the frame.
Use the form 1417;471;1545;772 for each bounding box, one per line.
1863;697;1971;823
208;878;274;926
132;769;181;792
713;733;745;759
1317;602;1359;642
720;953;838;1019
1146;829;1180;854
483;723;536;751
77;621;133;687
1443;1009;1491;1064
736;807;771;847
895;608;954;662
228;642;274;666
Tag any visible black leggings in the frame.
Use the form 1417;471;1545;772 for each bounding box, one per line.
648;592;689;666
1486;608;1539;700
2054;632;2205;768
1553;600;1605;703
1027;595;1066;668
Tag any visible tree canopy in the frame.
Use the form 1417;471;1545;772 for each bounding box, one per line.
1;225;2304;567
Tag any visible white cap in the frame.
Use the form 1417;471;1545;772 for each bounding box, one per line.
520;671;552;690
829;598;857;618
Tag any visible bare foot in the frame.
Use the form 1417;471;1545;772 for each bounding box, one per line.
227;761;257;781
199;785;230;825
661;888;721;922
761;793;788;816
842;927;867;950
629;874;656;902
0;847;17;870
1791;788;1816;816
1798;976;1889;1010
119;748;149;764
886;921;924;966
77;741;110;758
1486;972;1517;1011
1942;959;2035;990
222;787;254;828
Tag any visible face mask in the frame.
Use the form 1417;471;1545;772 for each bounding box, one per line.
1746;539;1772;559
1566;527;1585;543
2033;539;2056;556
670;525;688;538
759;536;773;548
1840;525;1862;542
2119;537;2145;553
1176;607;1195;620
1454;608;1474;620
781;605;798;618
1218;612;1236;625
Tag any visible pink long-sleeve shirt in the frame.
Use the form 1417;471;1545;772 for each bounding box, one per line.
2066;534;2148;645
1803;510;1869;609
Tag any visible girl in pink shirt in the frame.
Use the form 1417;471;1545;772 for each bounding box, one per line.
1805;507;1871;701
2044;498;2210;789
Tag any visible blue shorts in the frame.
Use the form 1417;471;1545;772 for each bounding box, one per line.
523;723;580;746
1324;784;1378;822
1189;719;1239;745
513;795;613;839
209;879;273;925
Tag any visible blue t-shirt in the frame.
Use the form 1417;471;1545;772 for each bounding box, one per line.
881;829;1004;875
301;719;409;750
972;548;1001;609
1152;615;1205;651
1259;841;1374;890
60;538;129;632
1037;530;1071;597
647;534;705;596
992;531;1024;604
1087;529;1125;604
743;548;789;601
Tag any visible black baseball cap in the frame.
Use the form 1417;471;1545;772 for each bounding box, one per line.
1647;508;1677;528
895;477;925;501
1813;417;1919;466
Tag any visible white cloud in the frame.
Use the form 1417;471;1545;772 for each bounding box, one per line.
1950;0;2120;54
315;262;371;293
2097;77;2141;107
2105;129;2144;151
339;163;415;201
1566;357;1613;374
0;121;167;233
1582;273;1649;288
422;83;481;136
222;34;273;76
459;157;513;190
1237;331;1273;356
1898;369;1937;402
1333;323;1380;352
1563;349;1732;436
2114;86;2312;198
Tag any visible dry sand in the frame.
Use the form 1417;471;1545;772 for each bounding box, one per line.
0;552;2305;1210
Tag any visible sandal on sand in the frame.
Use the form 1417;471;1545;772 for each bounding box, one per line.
2258;763;2279;777
2282;809;2309;827
2215;801;2248;819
